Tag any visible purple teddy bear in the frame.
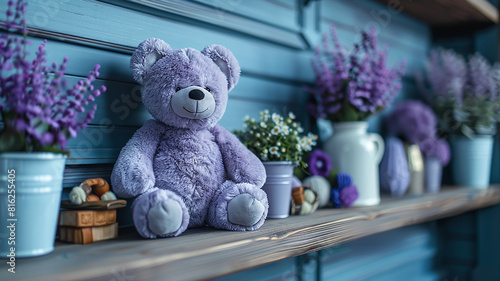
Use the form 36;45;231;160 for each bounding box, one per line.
111;38;269;238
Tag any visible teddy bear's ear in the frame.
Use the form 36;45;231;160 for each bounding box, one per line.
202;45;240;91
130;38;172;85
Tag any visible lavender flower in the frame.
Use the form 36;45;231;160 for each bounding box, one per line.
419;48;467;105
468;53;496;98
307;149;332;177
418;48;500;137
306;25;406;122
386;101;437;144
0;0;106;153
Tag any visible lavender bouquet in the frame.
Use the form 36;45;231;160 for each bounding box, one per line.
418;48;500;138
0;0;106;153
306;25;406;122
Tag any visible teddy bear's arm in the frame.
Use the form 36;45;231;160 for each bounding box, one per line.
211;124;266;187
111;119;166;198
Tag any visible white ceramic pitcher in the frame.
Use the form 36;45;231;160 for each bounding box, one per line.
324;122;384;206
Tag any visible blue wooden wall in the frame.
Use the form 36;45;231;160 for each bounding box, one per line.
2;0;498;280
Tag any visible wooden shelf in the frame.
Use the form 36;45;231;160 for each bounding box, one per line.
376;0;499;27
5;186;500;281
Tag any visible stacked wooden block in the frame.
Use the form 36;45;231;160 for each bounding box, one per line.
58;209;118;244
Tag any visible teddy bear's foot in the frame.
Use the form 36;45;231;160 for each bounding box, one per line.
208;182;268;231
133;189;189;238
148;199;183;235
228;194;265;226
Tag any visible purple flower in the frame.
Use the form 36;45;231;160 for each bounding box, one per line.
307;149;332;177
418;49;500;137
420;138;450;165
330;172;358;208
339;185;359;207
419;48;467;104
468;53;497;99
306;25;406;122
0;0;105;153
386;100;437;144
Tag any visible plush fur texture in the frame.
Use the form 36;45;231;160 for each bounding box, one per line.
111;38;268;238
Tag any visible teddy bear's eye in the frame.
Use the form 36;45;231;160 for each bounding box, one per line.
176;87;181;92
205;87;211;92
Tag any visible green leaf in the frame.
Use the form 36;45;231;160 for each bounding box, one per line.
453;108;469;122
0;129;26;152
461;124;475;139
293;167;309;181
342;104;359;122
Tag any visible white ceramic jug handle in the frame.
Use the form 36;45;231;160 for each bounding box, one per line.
368;133;385;164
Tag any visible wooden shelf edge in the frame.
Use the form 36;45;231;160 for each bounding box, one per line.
376;0;499;27
468;0;499;24
6;185;500;281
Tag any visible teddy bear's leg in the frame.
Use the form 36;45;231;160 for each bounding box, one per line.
132;189;190;238
207;181;268;231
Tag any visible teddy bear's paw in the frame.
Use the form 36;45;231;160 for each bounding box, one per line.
227;194;265;227
147;199;183;236
133;189;189;238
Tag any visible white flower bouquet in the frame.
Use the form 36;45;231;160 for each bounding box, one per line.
234;110;317;166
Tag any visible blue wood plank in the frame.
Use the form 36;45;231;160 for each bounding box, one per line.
320;224;441;281
116;0;305;49
492;137;500;184
190;0;299;31
322;0;430;54
442;239;476;263
65;125;137;164
211;257;297;281
472;205;500;280
0;1;315;82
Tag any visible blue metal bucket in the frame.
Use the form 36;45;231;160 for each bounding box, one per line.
424;156;442;193
262;161;295;219
0;153;66;257
450;136;494;189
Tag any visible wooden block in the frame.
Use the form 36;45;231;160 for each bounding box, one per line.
61;199;127;210
59;223;119;245
292;186;305;204
59;210;116;227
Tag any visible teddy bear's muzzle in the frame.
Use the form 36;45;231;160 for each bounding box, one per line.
171;86;216;119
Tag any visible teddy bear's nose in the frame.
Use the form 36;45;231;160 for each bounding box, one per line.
188;89;205;100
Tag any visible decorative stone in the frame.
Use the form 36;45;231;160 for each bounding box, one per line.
379;137;410;197
336;173;352;189
303;189;316;203
299;201;313;215
303;176;331;208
